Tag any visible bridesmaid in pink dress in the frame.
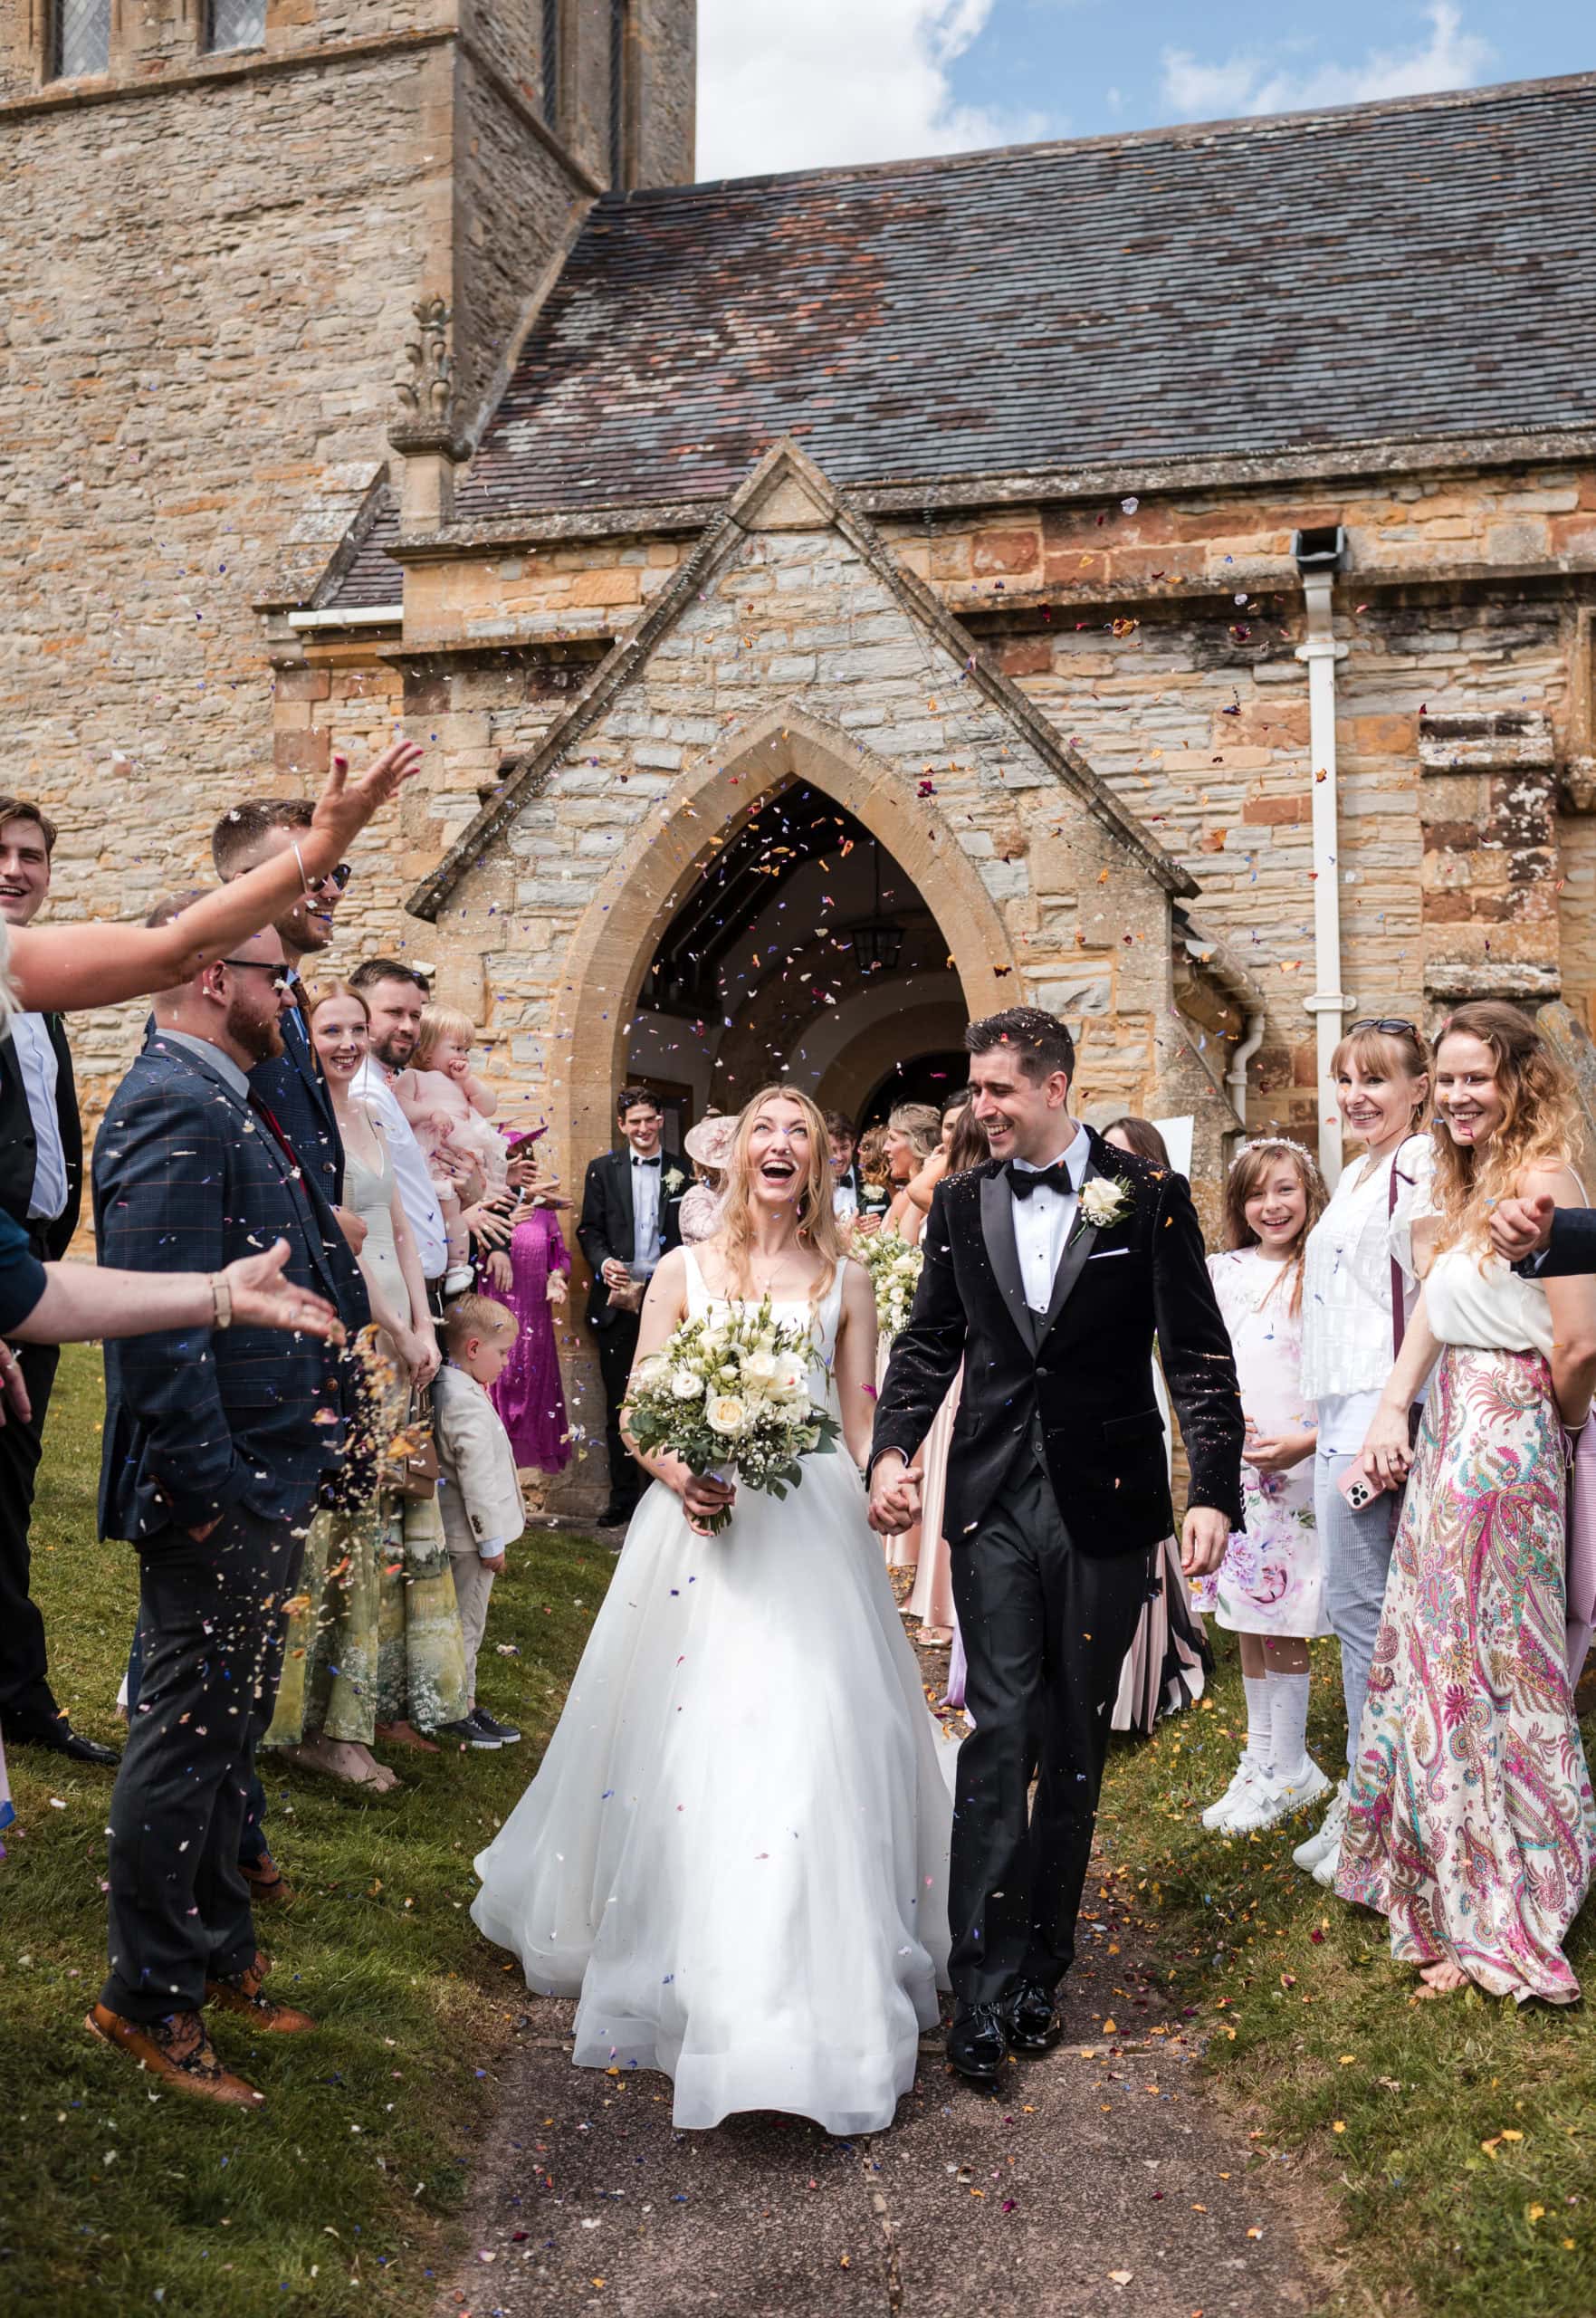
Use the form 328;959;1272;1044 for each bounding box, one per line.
484;1135;573;1472
905;1104;989;1647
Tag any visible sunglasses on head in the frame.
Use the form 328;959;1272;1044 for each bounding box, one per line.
1348;1017;1418;1038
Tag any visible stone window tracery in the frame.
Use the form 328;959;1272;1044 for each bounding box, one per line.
49;0;109;80
205;0;265;52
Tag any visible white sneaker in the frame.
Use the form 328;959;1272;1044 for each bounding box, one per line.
1293;1781;1349;1873
1227;1756;1332;1834
1313;1836;1343;1890
1200;1756;1269;1831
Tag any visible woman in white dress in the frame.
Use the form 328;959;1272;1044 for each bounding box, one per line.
473;1085;952;2134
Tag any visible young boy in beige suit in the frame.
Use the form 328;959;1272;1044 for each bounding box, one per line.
435;1296;527;1748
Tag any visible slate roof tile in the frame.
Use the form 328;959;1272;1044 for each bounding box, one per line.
456;73;1596;522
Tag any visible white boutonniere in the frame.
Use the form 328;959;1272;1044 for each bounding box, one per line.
664;1166;686;1194
1079;1175;1133;1231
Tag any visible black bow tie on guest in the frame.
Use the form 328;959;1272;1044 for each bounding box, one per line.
632;1154;661;1167
1007;1158;1076;1200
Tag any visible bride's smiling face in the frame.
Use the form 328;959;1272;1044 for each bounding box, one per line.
744;1097;812;1211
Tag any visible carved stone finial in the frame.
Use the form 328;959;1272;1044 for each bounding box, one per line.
395;295;454;427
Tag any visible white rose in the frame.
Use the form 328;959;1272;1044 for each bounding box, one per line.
1080;1176;1132;1228
743;1350;778;1386
718;1362;739;1384
670;1368;703;1399
892;1253;918;1277
771;1351;809;1398
633;1355;669;1392
706;1394;748;1437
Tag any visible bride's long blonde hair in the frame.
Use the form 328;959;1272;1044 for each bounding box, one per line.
715;1084;845;1305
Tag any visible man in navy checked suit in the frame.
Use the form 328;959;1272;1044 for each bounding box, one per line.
89;915;346;2098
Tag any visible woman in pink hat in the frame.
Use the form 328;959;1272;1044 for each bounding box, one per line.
679;1112;740;1245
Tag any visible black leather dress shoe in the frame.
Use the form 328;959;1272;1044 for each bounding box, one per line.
6;1717;119;1767
946;2001;1008;2083
999;1979;1062;2054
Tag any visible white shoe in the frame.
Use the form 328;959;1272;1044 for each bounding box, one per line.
1293;1781;1349;1873
1200;1756;1269;1831
1313;1837;1343;1890
1227;1756;1332;1834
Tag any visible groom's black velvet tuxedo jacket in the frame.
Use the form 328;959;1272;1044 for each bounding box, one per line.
872;1129;1245;1557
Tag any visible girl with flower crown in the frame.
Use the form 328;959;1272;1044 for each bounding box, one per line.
1197;1137;1333;1835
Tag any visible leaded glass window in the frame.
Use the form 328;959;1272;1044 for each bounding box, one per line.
607;0;627;187
51;0;110;80
206;0;266;53
540;0;559;121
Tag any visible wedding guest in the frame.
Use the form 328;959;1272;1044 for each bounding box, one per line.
1197;1138;1333;1832
88;918;349;2102
1492;1189;1596;1273
906;1105;988;1655
679;1113;737;1245
827;1110;863;1222
0;799;103;1769
903;1097;970;1226
853;1124;893;1239
1104;1116;1172;1169
1294;1018;1434;1890
484;1130;573;1475
265;982;439;1790
577;1087;685;1528
1340;1003;1596;2001
882;1102;942;1248
435;1294;526;1748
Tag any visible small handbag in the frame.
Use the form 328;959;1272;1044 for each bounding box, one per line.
392;1383;440;1502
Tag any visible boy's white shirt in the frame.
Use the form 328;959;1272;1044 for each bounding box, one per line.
435;1365;526;1560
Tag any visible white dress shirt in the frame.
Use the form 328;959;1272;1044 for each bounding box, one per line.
833;1168;859;1221
9;1014;68;1222
1008;1122;1090;1313
630;1149;663;1276
352;1056;448;1278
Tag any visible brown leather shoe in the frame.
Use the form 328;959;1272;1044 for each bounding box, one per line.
240;1851;294;1908
205;1956;317;2034
85;2004;265;2105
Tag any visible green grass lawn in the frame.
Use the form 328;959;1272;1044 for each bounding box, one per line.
1096;1647;1596;2318
0;1345;599;2318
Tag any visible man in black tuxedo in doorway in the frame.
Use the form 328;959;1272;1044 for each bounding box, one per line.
870;1007;1243;2083
0;797;110;1767
577;1087;685;1528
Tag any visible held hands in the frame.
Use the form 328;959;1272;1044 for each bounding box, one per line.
397;1323;441;1386
223;1240;342;1340
867;1452;922;1537
1180;1504;1230;1578
1489;1191;1556;1264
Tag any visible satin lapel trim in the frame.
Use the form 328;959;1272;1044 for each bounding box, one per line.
1038;1151;1103;1342
980;1168;1040;1355
616;1148;636;1247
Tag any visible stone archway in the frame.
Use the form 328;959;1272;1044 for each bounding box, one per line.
550;702;1020;1174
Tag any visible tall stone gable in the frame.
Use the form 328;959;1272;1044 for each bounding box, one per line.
0;0;693;1086
406;443;1227;1181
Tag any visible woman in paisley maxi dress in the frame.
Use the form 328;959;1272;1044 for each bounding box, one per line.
1343;1003;1596;2000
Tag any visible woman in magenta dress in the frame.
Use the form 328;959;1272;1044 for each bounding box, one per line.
485;1142;573;1472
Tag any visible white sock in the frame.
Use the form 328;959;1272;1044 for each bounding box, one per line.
1267;1671;1312;1783
1242;1674;1273;1770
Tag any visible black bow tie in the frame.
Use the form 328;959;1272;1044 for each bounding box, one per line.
1008;1159;1075;1200
632;1154;661;1167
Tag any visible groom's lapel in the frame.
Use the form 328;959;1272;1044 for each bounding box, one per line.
979;1167;1041;1355
1037;1140;1104;1344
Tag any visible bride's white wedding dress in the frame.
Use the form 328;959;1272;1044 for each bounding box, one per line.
472;1250;952;2133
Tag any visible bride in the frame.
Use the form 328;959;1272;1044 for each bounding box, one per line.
472;1085;952;2132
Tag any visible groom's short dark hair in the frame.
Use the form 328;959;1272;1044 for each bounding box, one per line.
965;1007;1075;1085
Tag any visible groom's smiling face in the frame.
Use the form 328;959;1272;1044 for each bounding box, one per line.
968;1046;1075;1165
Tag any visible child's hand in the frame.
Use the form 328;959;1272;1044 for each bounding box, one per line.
444;1053;470;1081
481;1552;507;1576
484;1249;513;1293
547;1274;568;1306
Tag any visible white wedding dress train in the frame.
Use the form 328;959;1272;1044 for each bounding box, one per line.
472;1253;953;2134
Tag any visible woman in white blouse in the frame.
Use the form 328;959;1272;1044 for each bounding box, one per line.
1294;1019;1435;1890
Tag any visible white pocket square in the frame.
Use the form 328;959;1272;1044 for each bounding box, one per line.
1086;1247;1131;1260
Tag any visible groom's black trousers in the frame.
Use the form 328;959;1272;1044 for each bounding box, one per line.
948;1453;1154;2007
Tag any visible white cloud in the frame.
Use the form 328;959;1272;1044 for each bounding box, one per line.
696;0;1058;180
1161;2;1495;123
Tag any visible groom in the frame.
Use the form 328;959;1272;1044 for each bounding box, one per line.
869;1007;1242;2083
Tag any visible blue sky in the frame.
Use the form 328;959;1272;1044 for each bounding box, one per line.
697;1;1591;178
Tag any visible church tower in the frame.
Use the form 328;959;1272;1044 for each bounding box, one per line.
0;2;695;1083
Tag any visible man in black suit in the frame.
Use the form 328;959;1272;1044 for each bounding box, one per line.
87;916;348;2103
869;1007;1243;2083
0;798;113;1767
577;1086;686;1527
1493;1191;1596;1274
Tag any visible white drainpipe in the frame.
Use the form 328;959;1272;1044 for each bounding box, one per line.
1294;528;1350;1187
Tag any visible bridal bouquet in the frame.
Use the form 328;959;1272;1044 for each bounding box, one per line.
856;1226;922;1345
626;1297;840;1535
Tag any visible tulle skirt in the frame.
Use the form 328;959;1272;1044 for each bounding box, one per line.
473;1450;953;2132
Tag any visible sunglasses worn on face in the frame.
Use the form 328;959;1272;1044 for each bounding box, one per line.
219;958;292;994
308;862;353;892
